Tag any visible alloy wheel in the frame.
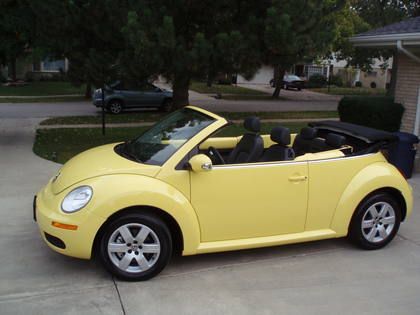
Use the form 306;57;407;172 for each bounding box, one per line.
361;201;396;243
109;102;122;114
107;223;161;273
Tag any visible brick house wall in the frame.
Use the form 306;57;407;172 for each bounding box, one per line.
394;53;420;134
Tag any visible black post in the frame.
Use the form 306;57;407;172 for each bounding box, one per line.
101;86;106;136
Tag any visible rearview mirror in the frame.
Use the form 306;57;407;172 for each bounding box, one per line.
188;154;213;172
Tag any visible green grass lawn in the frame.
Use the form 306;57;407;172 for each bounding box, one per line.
190;81;267;95
33;122;308;164
40;111;338;125
0;81;85;96
0;96;87;103
309;87;386;96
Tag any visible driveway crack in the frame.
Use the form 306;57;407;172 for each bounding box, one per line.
112;276;126;315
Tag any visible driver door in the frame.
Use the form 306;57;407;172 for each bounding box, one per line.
190;161;308;242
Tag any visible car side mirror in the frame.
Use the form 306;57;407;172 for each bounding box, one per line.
188;154;213;172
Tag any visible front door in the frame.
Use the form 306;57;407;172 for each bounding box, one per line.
190;161;309;242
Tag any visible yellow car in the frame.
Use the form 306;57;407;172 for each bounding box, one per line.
34;106;413;281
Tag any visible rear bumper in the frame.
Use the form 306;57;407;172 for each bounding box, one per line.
34;185;105;259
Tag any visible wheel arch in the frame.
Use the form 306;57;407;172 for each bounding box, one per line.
92;205;184;258
330;162;413;235
106;97;125;107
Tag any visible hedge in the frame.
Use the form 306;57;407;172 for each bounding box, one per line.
338;96;405;132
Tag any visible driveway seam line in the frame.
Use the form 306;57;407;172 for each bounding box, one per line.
112;276;126;315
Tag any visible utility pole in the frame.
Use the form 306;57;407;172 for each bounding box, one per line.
101;86;106;136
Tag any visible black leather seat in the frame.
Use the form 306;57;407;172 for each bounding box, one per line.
260;126;295;162
292;127;317;156
226;117;264;164
310;133;346;152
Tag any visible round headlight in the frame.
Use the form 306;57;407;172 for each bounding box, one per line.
61;186;93;213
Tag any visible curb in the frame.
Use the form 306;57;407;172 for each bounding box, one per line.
37;117;338;129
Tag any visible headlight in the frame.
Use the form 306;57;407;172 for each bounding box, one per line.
61;186;93;213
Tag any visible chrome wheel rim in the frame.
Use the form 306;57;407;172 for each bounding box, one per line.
109;102;122;114
361;201;396;243
107;223;161;273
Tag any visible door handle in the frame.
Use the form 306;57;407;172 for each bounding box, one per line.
288;175;307;182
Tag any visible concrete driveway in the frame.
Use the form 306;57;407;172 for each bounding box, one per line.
0;117;419;314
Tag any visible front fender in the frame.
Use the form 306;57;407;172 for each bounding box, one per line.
330;162;413;235
87;174;201;255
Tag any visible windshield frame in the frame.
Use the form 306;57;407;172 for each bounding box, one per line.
119;107;218;166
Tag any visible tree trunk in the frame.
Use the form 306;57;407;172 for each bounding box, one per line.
388;50;398;97
10;58;17;81
206;75;212;87
85;82;92;99
272;65;285;98
173;74;190;109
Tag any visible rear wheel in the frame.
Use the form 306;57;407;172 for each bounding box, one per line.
108;100;123;114
348;193;401;250
99;213;172;281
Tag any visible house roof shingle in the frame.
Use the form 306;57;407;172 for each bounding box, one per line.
358;16;420;37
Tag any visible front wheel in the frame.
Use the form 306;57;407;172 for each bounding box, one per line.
108;100;123;115
348;193;401;250
99;213;172;281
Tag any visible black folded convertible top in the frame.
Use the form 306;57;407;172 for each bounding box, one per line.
309;120;398;144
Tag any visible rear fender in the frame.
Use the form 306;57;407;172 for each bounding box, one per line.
330;162;413;235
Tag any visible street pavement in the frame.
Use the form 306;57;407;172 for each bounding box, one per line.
0;114;419;314
0;88;338;119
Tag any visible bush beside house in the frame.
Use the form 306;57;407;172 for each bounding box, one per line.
338;96;405;132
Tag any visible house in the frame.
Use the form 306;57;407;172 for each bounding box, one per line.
1;57;68;81
350;16;420;136
237;57;391;89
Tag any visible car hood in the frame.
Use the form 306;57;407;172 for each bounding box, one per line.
51;143;161;194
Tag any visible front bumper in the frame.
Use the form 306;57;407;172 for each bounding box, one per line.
34;183;106;259
93;98;104;107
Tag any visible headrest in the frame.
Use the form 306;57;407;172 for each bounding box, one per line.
270;126;291;145
243;117;260;133
300;127;317;140
326;133;346;148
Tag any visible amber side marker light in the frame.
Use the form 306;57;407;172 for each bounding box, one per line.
52;221;78;230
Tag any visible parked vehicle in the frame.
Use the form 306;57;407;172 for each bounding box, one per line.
92;81;173;114
34;107;413;281
270;74;305;90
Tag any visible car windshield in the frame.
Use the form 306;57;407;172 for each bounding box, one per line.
285;75;301;81
122;108;215;165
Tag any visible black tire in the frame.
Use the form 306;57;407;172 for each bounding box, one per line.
160;99;173;112
107;100;123;115
99;212;172;281
348;193;401;250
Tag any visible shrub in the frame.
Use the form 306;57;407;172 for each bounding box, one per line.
355;81;362;87
307;73;327;88
0;71;6;83
370;81;377;89
329;75;343;87
338;96;405;132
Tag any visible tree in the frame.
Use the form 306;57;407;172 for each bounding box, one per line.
263;0;346;98
0;0;35;81
30;0;124;96
122;1;265;109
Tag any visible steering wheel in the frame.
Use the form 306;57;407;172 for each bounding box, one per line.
207;146;225;165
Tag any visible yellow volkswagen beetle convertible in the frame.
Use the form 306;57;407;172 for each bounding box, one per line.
34;106;413;280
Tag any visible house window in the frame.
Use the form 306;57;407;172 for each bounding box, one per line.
42;58;66;72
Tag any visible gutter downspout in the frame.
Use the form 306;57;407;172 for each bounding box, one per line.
397;40;420;136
